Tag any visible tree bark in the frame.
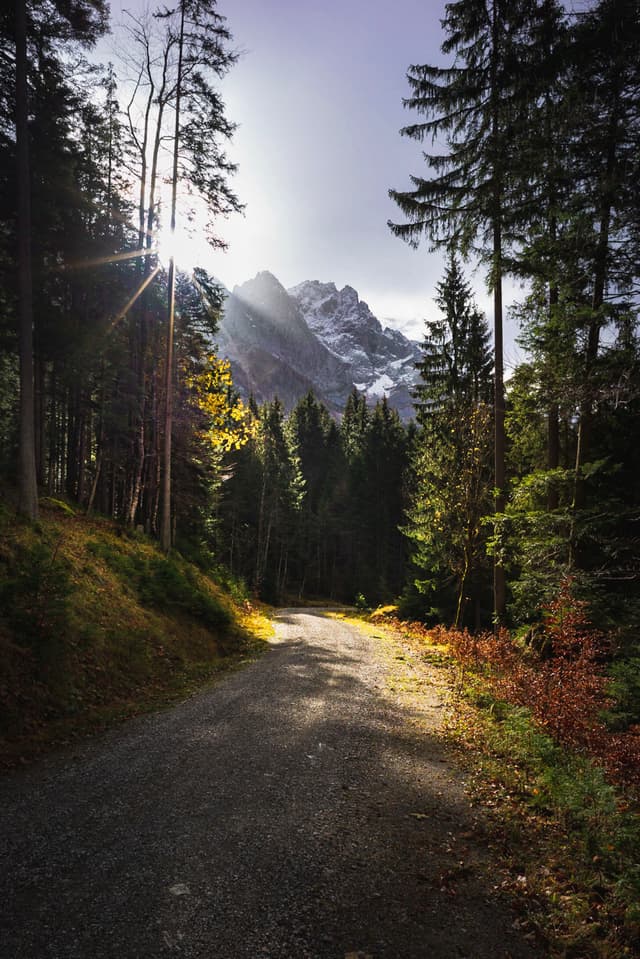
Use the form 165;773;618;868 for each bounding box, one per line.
547;284;560;511
490;0;506;624
160;0;185;552
15;0;38;519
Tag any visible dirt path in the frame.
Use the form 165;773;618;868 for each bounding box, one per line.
0;609;537;958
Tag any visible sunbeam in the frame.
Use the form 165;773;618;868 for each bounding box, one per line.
59;247;157;271
106;264;161;334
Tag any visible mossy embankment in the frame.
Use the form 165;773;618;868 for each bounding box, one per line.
0;499;272;765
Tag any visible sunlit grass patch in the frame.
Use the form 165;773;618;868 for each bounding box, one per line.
0;502;272;765
456;694;640;958
236;602;275;646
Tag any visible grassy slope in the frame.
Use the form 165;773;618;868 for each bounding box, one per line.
0;499;272;765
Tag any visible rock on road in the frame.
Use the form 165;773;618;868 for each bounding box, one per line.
0;610;538;959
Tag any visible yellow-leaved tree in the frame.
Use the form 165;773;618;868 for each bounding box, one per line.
188;355;255;454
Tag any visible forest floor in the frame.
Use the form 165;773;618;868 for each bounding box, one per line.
0;608;540;959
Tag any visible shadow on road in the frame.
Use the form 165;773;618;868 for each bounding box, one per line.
0;610;538;959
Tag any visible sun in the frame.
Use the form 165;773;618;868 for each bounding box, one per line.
155;224;180;267
154;221;217;274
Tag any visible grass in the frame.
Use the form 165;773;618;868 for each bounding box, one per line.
357;610;640;959
453;690;640;958
0;502;273;766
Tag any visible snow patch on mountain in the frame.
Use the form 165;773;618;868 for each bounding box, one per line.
216;272;421;419
288;280;421;416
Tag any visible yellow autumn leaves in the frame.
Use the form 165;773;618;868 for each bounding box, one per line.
187;354;255;453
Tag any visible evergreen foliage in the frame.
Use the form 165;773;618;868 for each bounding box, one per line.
0;0;243;549
392;0;640;638
387;0;552;620
0;0;638;695
405;257;494;627
214;388;409;606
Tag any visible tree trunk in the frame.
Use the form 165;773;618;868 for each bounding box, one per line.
160;0;185;553
15;0;38;519
572;85;619;514
546;209;560;510
490;0;506;625
492;217;506;624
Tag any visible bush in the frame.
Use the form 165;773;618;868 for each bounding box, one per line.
606;658;640;732
425;580;640;787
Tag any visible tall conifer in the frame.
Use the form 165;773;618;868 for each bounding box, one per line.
389;0;548;620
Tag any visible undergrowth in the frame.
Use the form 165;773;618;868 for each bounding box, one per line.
86;538;233;631
456;691;640;958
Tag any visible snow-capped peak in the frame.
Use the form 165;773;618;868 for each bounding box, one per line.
216;272;421;420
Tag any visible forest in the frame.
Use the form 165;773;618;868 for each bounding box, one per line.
1;2;640;952
1;2;639;729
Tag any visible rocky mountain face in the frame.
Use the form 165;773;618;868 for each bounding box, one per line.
215;271;421;419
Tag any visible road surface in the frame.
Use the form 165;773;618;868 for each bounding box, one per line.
0;609;537;958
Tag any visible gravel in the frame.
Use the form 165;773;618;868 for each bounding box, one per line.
0;609;539;958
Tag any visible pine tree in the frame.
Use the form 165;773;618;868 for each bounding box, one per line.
388;0;554;620
287;392;339;596
340;387;369;462
335;388;369;600
358;398;408;604
405;257;494;626
564;0;640;514
4;2;111;517
253;399;303;602
414;253;492;422
10;0;108;519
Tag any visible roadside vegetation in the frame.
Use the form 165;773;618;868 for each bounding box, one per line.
366;603;640;959
0;499;272;766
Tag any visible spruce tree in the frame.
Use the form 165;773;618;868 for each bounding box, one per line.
388;0;553;620
405;257;494;626
7;0;107;518
288;392;340;597
253;399;303;602
361;398;408;603
564;0;640;513
414;253;492;422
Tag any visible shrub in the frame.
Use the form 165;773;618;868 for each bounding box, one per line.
417;580;640;787
355;592;369;611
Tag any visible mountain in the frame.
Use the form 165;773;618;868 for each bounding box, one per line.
288;280;421;419
215;271;421;419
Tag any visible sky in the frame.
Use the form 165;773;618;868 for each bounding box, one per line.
102;0;524;368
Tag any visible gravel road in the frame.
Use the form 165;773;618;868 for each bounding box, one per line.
1;610;538;959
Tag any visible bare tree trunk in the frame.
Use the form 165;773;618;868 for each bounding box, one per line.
490;0;506;625
255;474;267;591
160;0;185;553
547;369;560;513
127;418;145;525
492;225;506;624
35;351;45;486
572;87;619;516
547;210;560;511
15;0;38;519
